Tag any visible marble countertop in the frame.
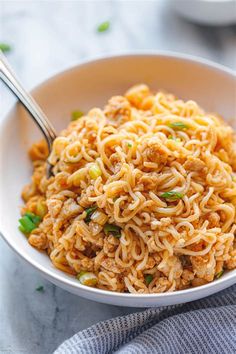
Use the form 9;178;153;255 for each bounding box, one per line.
1;1;236;353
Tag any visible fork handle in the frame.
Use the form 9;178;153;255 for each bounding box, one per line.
0;51;57;150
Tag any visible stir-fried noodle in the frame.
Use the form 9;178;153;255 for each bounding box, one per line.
20;84;236;293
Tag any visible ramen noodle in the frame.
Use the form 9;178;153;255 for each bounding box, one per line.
20;84;236;293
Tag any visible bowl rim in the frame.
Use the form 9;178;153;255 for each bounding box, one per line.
0;51;236;299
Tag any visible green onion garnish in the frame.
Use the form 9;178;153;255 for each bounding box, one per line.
0;43;11;52
18;224;27;234
71;110;84;121
24;212;41;225
215;270;224;279
85;206;97;223
36;285;44;292
127;142;132;148
168;136;181;142
104;223;121;238
77;271;97;286
89;163;102;179
145;274;153;285
169;122;188;130
36;201;47;218
97;21;110;33
19;216;37;234
18;212;41;234
160;191;184;201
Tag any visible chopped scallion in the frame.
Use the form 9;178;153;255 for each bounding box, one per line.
18;212;41;235
168;135;181;142
19;216;37;234
0;43;11;52
169;122;188;130
215;270;224;279
36;285;44;292
18;224;27;234
71;110;84;121
36;201;47;218
85;206;97;223
77;271;97;286
97;21;110;33
24;212;41;225
89;163;102;179
127;142;132;148
160;191;184;201
104;223;121;238
145;274;153;285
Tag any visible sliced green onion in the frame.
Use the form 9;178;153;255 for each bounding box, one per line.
77;271;97;286
36;201;47;218
160;191;184;201
85;206;97;223
145;274;153;285
89;163;102;179
71;110;84;121
169;122;188;130
104;223;121;238
215;270;224;279
18;224;27;234
19;215;37;234
127;142;132;148
0;43;11;52
24;212;41;225
97;21;110;32
18;212;41;235
168;135;181;142
36;285;44;292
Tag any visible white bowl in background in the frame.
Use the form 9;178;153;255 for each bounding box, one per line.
0;53;236;307
169;0;236;26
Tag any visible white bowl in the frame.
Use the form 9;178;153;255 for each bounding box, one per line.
0;53;236;307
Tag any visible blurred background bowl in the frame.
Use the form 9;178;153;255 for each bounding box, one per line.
169;0;236;25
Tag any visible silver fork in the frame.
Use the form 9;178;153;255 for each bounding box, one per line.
0;51;57;176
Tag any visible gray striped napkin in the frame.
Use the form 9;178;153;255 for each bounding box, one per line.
54;284;236;354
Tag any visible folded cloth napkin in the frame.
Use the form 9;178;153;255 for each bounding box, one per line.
54;284;236;354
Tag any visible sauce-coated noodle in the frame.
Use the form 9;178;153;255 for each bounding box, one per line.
21;85;236;293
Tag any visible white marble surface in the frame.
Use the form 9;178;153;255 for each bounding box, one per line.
0;1;236;353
